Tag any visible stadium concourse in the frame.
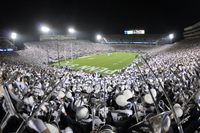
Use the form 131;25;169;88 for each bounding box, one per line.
0;38;200;133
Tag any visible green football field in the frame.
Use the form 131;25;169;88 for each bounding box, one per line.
53;52;138;75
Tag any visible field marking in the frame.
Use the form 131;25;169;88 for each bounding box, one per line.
53;52;138;75
88;58;94;60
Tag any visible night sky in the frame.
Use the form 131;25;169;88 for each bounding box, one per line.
0;0;200;41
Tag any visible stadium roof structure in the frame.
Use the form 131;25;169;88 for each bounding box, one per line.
183;21;200;39
184;21;200;31
101;34;168;44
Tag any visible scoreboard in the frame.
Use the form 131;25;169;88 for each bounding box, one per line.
124;30;145;35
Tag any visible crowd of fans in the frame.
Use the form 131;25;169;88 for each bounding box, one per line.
1;40;115;66
24;40;114;63
0;40;200;133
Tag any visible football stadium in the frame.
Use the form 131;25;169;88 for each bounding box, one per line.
0;1;200;133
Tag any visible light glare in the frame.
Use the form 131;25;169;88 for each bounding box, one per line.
41;26;50;33
68;28;75;34
169;33;174;40
11;32;17;40
96;34;102;40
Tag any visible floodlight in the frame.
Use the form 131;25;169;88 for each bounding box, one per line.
96;34;102;41
68;28;75;34
41;25;50;33
11;32;17;40
169;33;174;40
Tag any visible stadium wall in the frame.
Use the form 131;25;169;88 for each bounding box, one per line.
184;21;200;39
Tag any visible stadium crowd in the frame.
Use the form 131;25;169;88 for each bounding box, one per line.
0;40;200;133
0;40;115;67
23;40;114;65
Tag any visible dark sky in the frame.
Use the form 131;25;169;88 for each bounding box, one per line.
0;0;200;41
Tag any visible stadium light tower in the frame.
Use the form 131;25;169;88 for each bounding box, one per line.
40;25;51;65
169;33;174;40
40;25;50;33
96;34;102;41
168;33;174;44
10;32;17;47
68;27;76;63
68;27;75;34
10;32;17;40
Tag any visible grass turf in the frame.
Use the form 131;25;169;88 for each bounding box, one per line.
52;52;138;75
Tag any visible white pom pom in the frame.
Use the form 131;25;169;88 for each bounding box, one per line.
174;103;181;108
46;123;59;133
76;107;89;120
58;91;65;99
115;95;128;107
144;94;154;104
66;91;72;99
64;127;73;133
173;104;183;118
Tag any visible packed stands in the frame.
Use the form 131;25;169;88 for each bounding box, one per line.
17;40;114;65
0;38;200;132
